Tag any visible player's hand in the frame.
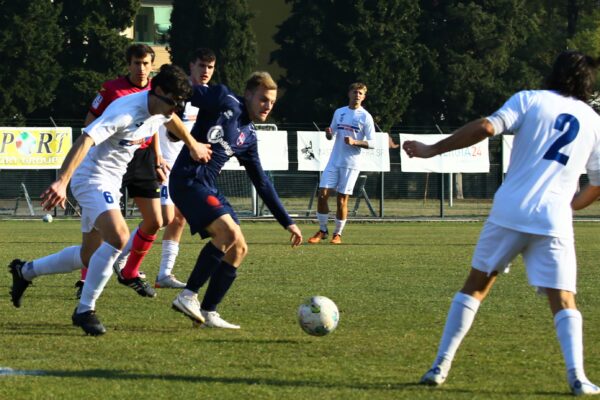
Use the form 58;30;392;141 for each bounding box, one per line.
286;224;303;247
40;179;68;211
344;136;355;146
325;127;333;140
190;142;212;163
155;163;169;184
403;140;436;158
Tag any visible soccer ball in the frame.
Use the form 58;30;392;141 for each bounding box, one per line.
297;296;339;336
42;214;53;223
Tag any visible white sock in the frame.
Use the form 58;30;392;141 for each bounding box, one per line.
554;309;588;384
159;240;179;280
114;227;136;265
23;246;84;281
77;242;121;313
334;219;347;235
433;292;481;372
316;213;329;232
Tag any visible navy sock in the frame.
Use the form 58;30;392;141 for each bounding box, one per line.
201;261;238;312
185;242;225;293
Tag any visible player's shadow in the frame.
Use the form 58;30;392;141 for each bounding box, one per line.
11;369;570;396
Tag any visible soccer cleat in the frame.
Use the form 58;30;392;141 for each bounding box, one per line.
420;366;447;386
172;292;205;324
193;310;240;329
71;308;106;336
571;379;600;396
330;233;342;244
155;275;186;289
8;259;31;308
112;254;128;277
307;230;328;244
75;280;84;299
117;275;157;298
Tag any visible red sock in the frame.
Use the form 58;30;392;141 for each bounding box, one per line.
81;267;88;280
120;229;156;279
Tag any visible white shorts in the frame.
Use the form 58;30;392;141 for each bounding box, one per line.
71;179;122;233
472;221;577;293
319;165;360;195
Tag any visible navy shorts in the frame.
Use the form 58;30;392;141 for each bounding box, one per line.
169;176;239;239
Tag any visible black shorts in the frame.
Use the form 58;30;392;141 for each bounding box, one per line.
121;146;160;199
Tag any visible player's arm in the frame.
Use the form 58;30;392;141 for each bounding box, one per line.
151;132;168;183
164;113;211;163
403;118;494;158
83;111;97;127
572;185;600;210
41;133;95;210
346;115;376;149
239;145;302;247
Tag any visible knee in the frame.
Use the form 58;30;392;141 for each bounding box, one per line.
173;213;186;228
233;240;248;261
142;215;163;233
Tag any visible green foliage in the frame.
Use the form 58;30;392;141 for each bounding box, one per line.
0;0;62;123
43;0;139;119
2;220;600;399
272;0;421;130
169;0;257;93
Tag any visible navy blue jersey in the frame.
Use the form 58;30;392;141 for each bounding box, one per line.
171;84;293;231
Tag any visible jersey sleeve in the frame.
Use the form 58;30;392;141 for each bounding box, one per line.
237;143;294;228
328;110;338;138
190;84;237;114
83;111;132;146
89;82;118;117
486;90;532;136
586;144;600;185
362;112;376;148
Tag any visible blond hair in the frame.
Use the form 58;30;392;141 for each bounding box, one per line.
245;71;277;92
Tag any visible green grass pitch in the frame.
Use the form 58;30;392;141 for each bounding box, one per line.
1;219;600;399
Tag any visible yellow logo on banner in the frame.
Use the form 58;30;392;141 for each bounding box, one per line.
0;127;72;169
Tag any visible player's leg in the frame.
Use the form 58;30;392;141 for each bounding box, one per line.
197;226;246;329
524;235;600;395
156;205;187;288
74;209;129;335
421;222;522;386
310;166;336;243
172;214;240;323
330;168;359;244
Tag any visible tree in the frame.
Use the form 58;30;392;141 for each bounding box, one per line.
0;0;62;123
405;0;547;127
272;0;422;130
169;0;257;93
42;0;139;119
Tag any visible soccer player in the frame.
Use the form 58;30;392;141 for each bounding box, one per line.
307;83;375;245
403;51;600;396
8;64;212;336
76;43;161;298
155;48;216;289
169;71;303;329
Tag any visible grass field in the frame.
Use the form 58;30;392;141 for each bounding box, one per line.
2;219;600;399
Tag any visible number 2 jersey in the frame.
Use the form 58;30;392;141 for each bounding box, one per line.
171;84;293;228
486;89;600;239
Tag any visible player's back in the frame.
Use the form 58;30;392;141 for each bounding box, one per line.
489;90;600;238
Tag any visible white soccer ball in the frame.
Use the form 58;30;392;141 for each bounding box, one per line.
297;296;339;336
42;214;53;223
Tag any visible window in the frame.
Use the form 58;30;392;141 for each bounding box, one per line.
134;5;172;45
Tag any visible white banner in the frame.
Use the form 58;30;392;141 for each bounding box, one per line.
222;130;288;171
297;131;390;171
399;133;489;173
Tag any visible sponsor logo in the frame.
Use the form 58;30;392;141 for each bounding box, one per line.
207;125;233;156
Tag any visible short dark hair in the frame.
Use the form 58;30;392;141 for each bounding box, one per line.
545;51;600;102
191;47;216;63
126;43;155;64
151;64;192;101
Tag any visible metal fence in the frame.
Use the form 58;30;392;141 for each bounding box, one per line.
2;120;598;220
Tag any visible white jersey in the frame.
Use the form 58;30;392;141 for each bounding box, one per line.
326;105;375;169
159;101;198;166
486;90;600;239
73;91;171;185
